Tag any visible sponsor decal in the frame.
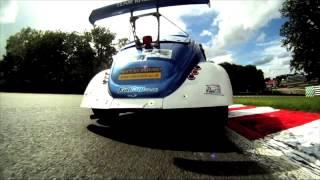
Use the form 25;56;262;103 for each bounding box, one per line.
117;0;152;7
119;86;159;93
119;72;161;80
205;84;223;95
116;49;172;62
119;67;161;80
143;49;172;59
127;94;138;97
121;67;161;74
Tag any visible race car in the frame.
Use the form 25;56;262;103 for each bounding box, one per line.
81;0;233;126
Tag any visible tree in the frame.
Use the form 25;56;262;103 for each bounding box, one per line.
219;62;266;94
280;0;320;82
116;38;129;50
275;74;288;87
1;27;42;89
90;27;117;72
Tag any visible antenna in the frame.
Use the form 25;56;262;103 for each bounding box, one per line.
156;7;160;47
161;14;189;37
130;11;142;49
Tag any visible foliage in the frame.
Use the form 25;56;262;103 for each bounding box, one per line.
220;62;266;94
275;74;288;87
0;27;116;93
116;38;130;50
90;27;116;71
234;96;320;112
280;0;320;82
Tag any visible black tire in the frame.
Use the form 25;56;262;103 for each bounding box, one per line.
217;106;229;127
92;109;119;124
202;106;228;131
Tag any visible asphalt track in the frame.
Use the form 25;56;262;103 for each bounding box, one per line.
0;93;300;179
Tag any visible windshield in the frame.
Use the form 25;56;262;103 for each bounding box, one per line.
115;46;174;64
134;16;159;42
134;16;187;40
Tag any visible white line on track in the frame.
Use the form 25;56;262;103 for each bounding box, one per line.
228;104;246;108
228;107;279;118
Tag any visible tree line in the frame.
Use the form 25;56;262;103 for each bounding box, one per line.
0;27;118;93
0;27;267;94
219;62;265;94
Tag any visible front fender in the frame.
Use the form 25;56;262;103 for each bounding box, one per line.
80;69;113;109
162;61;233;108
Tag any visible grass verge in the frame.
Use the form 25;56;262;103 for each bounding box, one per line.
234;96;320;112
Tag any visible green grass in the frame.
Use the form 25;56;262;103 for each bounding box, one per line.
234;96;320;112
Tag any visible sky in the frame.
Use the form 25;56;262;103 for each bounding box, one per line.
0;0;292;78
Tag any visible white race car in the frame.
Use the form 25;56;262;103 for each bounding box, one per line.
81;0;233;126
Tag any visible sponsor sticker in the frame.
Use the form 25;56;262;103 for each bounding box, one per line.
144;49;172;59
120;67;161;74
115;49;172;62
205;84;223;95
117;0;152;7
119;86;159;93
119;72;161;80
119;67;161;80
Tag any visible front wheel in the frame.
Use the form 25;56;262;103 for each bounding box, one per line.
92;109;119;124
217;106;229;127
202;106;229;130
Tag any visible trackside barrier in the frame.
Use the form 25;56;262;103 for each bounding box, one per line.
305;85;320;97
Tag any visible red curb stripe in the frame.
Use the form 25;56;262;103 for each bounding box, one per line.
229;106;256;111
228;110;320;140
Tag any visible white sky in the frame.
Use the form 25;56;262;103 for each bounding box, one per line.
0;0;291;78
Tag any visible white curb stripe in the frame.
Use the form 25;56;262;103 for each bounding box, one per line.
228;104;245;108
228;107;279;118
260;120;320;174
269;119;320;160
226;105;320;178
226;127;320;179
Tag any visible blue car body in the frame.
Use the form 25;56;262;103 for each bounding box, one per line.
109;35;206;98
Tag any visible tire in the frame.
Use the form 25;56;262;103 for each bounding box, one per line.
202;106;228;131
92;109;119;124
217;106;229;127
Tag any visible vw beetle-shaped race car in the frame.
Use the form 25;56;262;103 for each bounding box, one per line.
81;0;233;126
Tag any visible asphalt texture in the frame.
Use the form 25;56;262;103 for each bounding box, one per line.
0;93;279;179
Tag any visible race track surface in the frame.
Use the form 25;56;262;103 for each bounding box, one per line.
0;93;289;179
